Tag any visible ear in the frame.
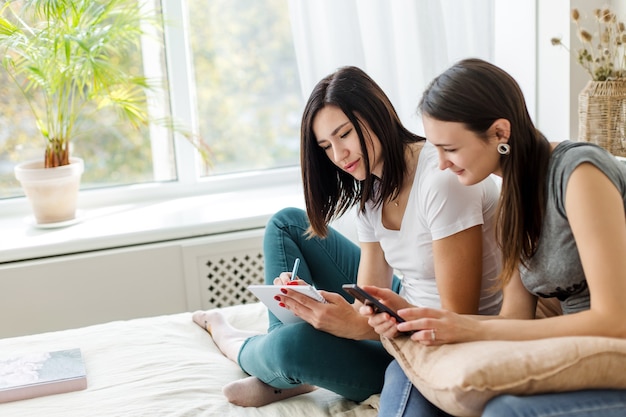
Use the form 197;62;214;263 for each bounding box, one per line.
491;119;511;143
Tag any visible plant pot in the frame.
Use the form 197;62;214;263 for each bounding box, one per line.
14;158;84;225
578;80;626;157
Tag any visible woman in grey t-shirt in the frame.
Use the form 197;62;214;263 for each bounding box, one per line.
364;58;626;417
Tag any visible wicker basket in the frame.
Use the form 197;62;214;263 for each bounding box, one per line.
578;80;626;157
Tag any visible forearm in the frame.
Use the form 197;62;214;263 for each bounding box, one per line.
475;309;626;341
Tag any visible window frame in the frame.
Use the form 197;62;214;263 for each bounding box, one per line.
0;0;302;218
1;0;573;228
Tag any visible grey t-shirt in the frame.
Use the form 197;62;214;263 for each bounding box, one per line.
520;141;626;314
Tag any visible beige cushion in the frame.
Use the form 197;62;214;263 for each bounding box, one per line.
381;335;626;417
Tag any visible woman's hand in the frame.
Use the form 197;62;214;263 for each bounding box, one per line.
355;285;485;345
394;306;483;345
356;286;414;339
276;285;378;340
273;271;302;285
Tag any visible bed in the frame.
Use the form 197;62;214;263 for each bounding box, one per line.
0;302;379;416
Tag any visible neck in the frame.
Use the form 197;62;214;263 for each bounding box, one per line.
388;142;423;207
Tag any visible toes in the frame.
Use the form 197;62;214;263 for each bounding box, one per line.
192;311;208;329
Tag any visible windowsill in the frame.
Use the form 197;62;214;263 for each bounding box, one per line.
0;180;305;264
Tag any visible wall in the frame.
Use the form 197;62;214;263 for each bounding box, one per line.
0;229;266;339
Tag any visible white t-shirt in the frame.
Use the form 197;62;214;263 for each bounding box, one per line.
356;142;502;314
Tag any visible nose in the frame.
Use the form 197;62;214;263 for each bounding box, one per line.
438;159;451;171
437;151;452;171
332;143;348;164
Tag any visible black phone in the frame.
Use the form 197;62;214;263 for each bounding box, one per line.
342;284;405;323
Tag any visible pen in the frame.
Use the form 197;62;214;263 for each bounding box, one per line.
290;258;300;281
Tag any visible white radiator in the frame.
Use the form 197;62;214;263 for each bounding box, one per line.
182;228;266;310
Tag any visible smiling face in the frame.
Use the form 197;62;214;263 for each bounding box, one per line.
423;115;508;185
313;105;383;180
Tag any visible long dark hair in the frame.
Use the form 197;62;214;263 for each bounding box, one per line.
301;66;423;237
418;58;551;285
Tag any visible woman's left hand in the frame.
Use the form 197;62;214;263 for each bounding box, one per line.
394;306;481;345
356;286;413;339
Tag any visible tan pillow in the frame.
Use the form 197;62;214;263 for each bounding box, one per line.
381;335;626;417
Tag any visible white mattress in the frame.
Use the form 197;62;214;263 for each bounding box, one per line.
0;302;379;416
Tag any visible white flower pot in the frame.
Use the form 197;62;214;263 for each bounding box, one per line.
14;158;84;225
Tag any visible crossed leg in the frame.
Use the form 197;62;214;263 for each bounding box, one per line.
192;310;316;407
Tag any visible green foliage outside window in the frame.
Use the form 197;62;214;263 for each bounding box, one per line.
189;0;302;175
0;0;302;199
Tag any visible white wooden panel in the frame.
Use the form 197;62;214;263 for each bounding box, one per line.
0;243;186;338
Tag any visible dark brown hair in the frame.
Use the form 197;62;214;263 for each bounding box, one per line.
301;66;423;237
418;58;551;285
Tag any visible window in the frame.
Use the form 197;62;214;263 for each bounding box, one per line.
1;0;546;210
0;0;303;200
187;0;302;176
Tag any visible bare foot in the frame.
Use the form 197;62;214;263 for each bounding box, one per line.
223;376;316;407
192;310;262;363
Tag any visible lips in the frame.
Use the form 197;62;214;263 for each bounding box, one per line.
344;160;359;172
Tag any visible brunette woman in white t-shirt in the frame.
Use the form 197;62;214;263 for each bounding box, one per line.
193;66;502;408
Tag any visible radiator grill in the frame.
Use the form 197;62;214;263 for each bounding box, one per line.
204;252;264;308
182;229;266;310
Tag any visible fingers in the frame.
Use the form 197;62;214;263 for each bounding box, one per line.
273;274;306;286
396;306;440;321
407;328;441;346
276;286;331;315
273;273;291;285
274;291;313;320
358;304;402;337
368;314;400;336
359;304;374;316
361;285;386;298
393;309;446;345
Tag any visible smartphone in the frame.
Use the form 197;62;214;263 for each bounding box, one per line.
342;284;405;323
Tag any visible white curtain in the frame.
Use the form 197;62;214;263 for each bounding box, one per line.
288;0;494;134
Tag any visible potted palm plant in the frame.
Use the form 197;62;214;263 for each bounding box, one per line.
0;0;209;225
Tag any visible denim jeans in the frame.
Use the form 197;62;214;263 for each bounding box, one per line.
379;359;453;417
238;207;401;402
380;359;626;417
483;390;626;417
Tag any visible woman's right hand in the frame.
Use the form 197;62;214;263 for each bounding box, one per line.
270;273;376;339
273;272;306;286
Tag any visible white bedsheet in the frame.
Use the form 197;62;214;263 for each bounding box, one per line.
0;302;379;416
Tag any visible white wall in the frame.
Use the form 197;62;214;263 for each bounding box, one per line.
494;1;537;122
537;0;620;142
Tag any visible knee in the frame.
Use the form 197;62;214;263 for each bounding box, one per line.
482;395;522;417
384;359;406;382
267;207;307;230
262;327;324;373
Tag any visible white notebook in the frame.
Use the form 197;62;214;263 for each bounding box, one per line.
248;284;326;324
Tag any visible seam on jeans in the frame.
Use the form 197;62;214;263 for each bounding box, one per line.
532;402;626;417
394;374;413;417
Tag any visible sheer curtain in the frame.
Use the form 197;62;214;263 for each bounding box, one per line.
288;0;493;133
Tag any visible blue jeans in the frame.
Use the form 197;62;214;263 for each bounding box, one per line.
238;207;401;402
483;390;626;417
380;359;626;417
379;359;453;417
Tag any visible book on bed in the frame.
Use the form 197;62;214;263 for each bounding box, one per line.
0;348;87;403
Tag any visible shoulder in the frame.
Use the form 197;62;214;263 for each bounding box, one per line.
550;141;626;190
417;164;497;208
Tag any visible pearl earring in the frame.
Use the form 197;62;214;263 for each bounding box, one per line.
497;143;511;155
